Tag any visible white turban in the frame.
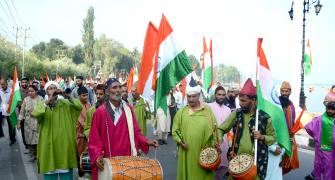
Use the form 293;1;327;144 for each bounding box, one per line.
45;81;60;91
186;85;201;95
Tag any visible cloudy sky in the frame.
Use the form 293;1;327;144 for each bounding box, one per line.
1;0;334;86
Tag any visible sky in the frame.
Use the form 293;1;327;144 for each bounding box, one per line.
0;0;334;87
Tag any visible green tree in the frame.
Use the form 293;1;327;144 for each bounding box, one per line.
31;42;46;59
188;54;202;76
45;38;68;60
71;45;84;64
82;6;95;66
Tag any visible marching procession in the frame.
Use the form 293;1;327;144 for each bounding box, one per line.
1;66;334;180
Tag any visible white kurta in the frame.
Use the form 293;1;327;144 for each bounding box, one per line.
265;143;285;180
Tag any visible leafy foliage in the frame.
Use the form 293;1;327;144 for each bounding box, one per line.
82;6;95;66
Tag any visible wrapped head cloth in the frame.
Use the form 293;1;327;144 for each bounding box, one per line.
45;81;60;90
186;77;201;95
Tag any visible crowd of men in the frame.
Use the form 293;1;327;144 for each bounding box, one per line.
0;74;334;180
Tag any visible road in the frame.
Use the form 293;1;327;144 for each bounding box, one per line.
0;121;314;180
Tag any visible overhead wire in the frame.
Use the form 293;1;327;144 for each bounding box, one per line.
2;0;18;26
9;0;25;26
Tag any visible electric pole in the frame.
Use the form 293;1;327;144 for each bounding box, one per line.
22;28;30;78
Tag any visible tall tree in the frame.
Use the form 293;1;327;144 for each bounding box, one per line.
82;6;95;67
71;45;84;64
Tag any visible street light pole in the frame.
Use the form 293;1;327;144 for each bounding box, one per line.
289;0;322;109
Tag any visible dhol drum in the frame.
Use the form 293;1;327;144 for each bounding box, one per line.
98;156;163;180
228;153;257;180
80;151;91;173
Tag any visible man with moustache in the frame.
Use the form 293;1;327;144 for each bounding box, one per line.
88;78;158;180
218;78;276;180
121;84;129;103
172;78;217;180
208;86;231;180
304;92;335;180
279;81;299;174
20;77;29;148
223;87;237;111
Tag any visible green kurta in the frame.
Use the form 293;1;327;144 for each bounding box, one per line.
84;106;96;139
131;97;147;135
172;105;217;180
218;111;276;180
32;98;82;174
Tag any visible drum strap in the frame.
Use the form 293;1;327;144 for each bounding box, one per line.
123;101;137;156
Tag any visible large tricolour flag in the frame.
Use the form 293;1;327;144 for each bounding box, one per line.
7;65;22;127
137;22;159;100
154;15;193;114
202;37;213;92
256;38;292;156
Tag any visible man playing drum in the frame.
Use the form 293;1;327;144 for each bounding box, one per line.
172;77;218;180
88;78;158;180
218;78;276;180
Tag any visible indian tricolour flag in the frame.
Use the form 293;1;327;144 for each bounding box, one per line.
256;38;292;156
7;65;22;127
137;22;159;100
154;15;193;114
202;37;213;92
304;39;312;75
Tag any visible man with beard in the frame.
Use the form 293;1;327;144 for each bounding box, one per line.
223;87;237;111
304;92;335;180
71;76;94;105
172;78;217;180
88;78;158;180
218;78;276;180
20;77;29;149
121;84;129;103
279;81;299;174
208;86;231;180
84;84;106;139
129;86;148;135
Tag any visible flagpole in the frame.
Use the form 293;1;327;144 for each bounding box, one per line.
254;57;259;166
254;39;261;166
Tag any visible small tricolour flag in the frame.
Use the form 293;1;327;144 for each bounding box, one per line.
7;65;22;127
202;37;213;92
154;15;193;114
256;38;292;156
304;39;312;75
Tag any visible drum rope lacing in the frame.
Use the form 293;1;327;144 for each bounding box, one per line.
111;156;160;180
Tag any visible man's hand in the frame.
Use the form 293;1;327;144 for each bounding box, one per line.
95;156;104;171
180;142;188;150
147;140;159;148
253;130;265;140
16;123;21;130
273;147;282;155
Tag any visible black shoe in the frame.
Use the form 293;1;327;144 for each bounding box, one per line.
158;139;164;145
9;140;17;146
304;174;314;180
168;132;172;136
162;140;168;145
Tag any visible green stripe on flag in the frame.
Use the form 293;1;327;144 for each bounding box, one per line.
304;54;311;75
256;80;292;156
204;67;211;91
155;50;193;114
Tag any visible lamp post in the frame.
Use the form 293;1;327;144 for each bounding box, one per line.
288;0;322;109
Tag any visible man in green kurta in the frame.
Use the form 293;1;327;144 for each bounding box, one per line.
172;78;217;180
130;86;148;135
218;78;276;180
84;84;106;139
32;81;82;180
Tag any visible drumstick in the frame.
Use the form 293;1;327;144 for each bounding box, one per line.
254;109;259;166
